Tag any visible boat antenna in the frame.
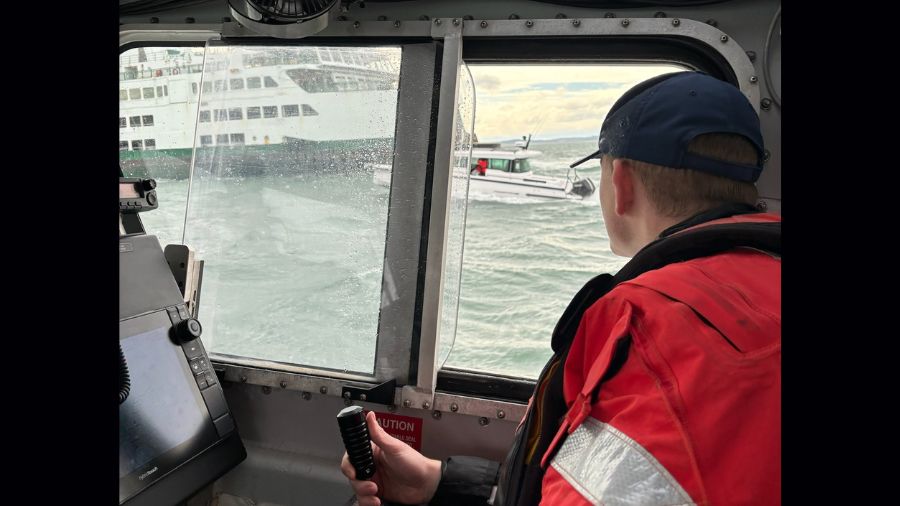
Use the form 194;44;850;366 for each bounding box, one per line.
524;133;532;150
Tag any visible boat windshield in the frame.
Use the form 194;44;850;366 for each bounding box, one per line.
512;159;531;173
489;158;511;172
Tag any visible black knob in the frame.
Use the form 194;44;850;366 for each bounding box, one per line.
146;191;157;206
142;179;157;191
337;406;376;480
173;318;202;343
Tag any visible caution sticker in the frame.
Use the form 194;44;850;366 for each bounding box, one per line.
373;412;423;451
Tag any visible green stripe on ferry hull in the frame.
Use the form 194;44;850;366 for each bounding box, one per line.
119;139;393;180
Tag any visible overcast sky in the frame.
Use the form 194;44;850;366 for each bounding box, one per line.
468;64;685;142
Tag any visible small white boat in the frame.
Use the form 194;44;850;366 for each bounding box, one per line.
371;141;597;200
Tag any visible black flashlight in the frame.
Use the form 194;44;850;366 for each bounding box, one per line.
337;405;376;480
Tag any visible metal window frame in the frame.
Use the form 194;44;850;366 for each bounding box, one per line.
119;27;442;393
120;17;758;410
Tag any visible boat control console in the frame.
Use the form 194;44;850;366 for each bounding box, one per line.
119;180;246;505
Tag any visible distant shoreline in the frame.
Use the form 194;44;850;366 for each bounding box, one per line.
480;135;595;144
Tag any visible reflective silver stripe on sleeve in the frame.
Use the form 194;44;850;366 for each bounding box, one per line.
550;418;694;506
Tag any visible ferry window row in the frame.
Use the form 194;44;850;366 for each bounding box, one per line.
120;139;155;151
120;115;154;128
120;85;168;101
198;133;246;146
191;76;279;95
197;104;317;123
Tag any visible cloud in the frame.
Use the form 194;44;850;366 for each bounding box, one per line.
467;64;684;141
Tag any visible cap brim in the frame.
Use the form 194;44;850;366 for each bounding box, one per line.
569;149;602;169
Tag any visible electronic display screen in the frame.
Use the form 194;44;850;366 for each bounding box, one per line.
120;183;140;199
119;314;218;503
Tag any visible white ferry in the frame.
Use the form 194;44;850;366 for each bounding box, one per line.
119;45;401;178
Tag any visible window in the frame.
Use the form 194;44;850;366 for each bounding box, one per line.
143;87;155;99
181;44;402;373
229;108;243;120
247;77;261;89
192;82;198;94
214;109;228;121
119;45;204;249
131;140;143;150
230;78;244;90
164;85;168;96
202;81;212;94
119;117;126;128
200;135;213;146
215;80;227;92
120;90;128;101
442;63;684;379
199;110;211;122
301;104;319;116
488;158;510;171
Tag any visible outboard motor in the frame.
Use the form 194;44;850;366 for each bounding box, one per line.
571;177;596;198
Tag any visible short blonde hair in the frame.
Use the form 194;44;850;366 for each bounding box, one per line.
626;133;760;218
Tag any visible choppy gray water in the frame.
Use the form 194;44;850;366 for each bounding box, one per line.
137;139;627;379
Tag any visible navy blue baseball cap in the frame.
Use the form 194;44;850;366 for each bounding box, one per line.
570;71;765;182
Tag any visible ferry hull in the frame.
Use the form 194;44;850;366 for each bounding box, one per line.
120;138;394;179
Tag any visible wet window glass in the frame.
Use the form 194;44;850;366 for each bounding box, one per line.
264;76;278;88
301;104;318;116
228;108;242;120
199;110;211;123
120;90;128;101
230;78;244;90
119;117;126;128
247;77;261;89
119;46;204;247
143;87;155;99
120;140;128;150
179;44;401;373
441;64;685;379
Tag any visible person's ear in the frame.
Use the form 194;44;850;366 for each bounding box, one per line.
611;158;636;216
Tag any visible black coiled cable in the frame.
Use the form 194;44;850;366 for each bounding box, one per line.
119;342;131;405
